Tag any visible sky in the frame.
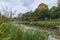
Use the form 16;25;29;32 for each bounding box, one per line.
0;0;57;14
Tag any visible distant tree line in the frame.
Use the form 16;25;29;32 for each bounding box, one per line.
0;3;60;22
20;3;60;21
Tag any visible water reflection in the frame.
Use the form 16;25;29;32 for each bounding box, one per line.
48;34;53;40
48;34;58;40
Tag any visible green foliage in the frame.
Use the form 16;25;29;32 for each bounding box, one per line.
11;29;48;40
21;3;60;21
0;23;49;40
0;15;9;24
29;20;60;30
22;8;49;21
0;23;17;40
23;21;60;30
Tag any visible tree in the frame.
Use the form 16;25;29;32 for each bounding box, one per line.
34;3;49;20
0;11;8;24
21;3;60;21
2;7;16;22
49;6;60;20
0;15;8;24
22;3;49;21
22;11;34;21
58;0;60;7
55;7;60;18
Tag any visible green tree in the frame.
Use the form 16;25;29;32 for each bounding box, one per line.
49;6;60;20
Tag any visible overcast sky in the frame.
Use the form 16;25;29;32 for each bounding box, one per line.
0;0;57;13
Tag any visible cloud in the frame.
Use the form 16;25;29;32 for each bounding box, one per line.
0;0;57;13
21;0;34;6
0;0;28;13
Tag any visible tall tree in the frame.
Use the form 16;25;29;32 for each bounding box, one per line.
2;7;16;22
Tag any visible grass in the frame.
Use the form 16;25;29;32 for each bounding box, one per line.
23;20;60;30
32;21;60;29
0;23;49;40
32;21;60;26
23;20;60;26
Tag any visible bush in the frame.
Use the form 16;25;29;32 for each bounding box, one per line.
0;23;17;40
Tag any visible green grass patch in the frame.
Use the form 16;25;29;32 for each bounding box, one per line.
32;21;60;26
0;23;49;40
23;21;60;30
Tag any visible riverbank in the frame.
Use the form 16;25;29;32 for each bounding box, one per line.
22;21;60;30
20;24;60;40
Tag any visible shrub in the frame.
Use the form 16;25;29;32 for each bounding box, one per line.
0;23;17;40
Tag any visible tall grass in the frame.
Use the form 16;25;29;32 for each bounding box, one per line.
23;21;60;30
32;21;60;30
0;23;49;40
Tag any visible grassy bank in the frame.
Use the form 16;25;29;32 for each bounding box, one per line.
0;23;49;40
23;21;60;30
32;21;60;26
